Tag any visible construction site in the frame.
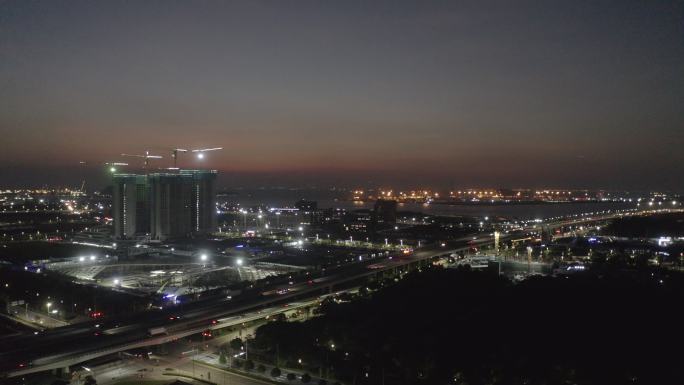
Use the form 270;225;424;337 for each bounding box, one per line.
1;147;314;325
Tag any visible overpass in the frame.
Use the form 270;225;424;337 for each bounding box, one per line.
4;209;671;379
2;241;476;379
7;298;323;377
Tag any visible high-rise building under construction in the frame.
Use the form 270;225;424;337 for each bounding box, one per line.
112;170;217;240
112;174;150;239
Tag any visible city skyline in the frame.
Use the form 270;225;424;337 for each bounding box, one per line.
1;0;683;190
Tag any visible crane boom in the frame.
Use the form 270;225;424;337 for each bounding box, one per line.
191;147;223;152
121;151;163;169
172;146;222;167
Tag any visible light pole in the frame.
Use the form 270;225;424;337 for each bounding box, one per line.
526;246;533;273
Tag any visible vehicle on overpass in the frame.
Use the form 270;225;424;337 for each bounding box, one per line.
454;255;495;269
147;327;167;336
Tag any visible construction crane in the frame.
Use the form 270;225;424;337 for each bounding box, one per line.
104;162;129;173
78;161;129;173
171;147;222;168
171;148;189;168
121;151;163;169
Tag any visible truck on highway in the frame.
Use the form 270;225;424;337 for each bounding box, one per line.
147;327;167;336
455;255;495;269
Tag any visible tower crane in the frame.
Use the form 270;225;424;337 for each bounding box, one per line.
78;160;129;173
104;162;129;173
171;147;222;168
121;150;163;169
171;148;189;168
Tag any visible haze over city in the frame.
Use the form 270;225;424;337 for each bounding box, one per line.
1;0;683;189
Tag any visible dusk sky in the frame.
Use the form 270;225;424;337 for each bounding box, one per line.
1;0;682;190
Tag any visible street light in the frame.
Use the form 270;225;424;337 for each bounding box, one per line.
236;258;243;266
200;254;208;261
46;302;52;313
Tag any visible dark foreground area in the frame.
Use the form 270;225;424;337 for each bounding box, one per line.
252;267;684;385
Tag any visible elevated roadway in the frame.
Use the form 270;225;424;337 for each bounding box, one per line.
3;209;670;378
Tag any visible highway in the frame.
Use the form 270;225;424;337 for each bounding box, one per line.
1;238;481;378
2;209;670;378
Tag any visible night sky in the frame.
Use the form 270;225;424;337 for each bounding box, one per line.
1;1;682;190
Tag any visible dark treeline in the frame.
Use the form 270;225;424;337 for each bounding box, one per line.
251;267;684;385
601;212;684;238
